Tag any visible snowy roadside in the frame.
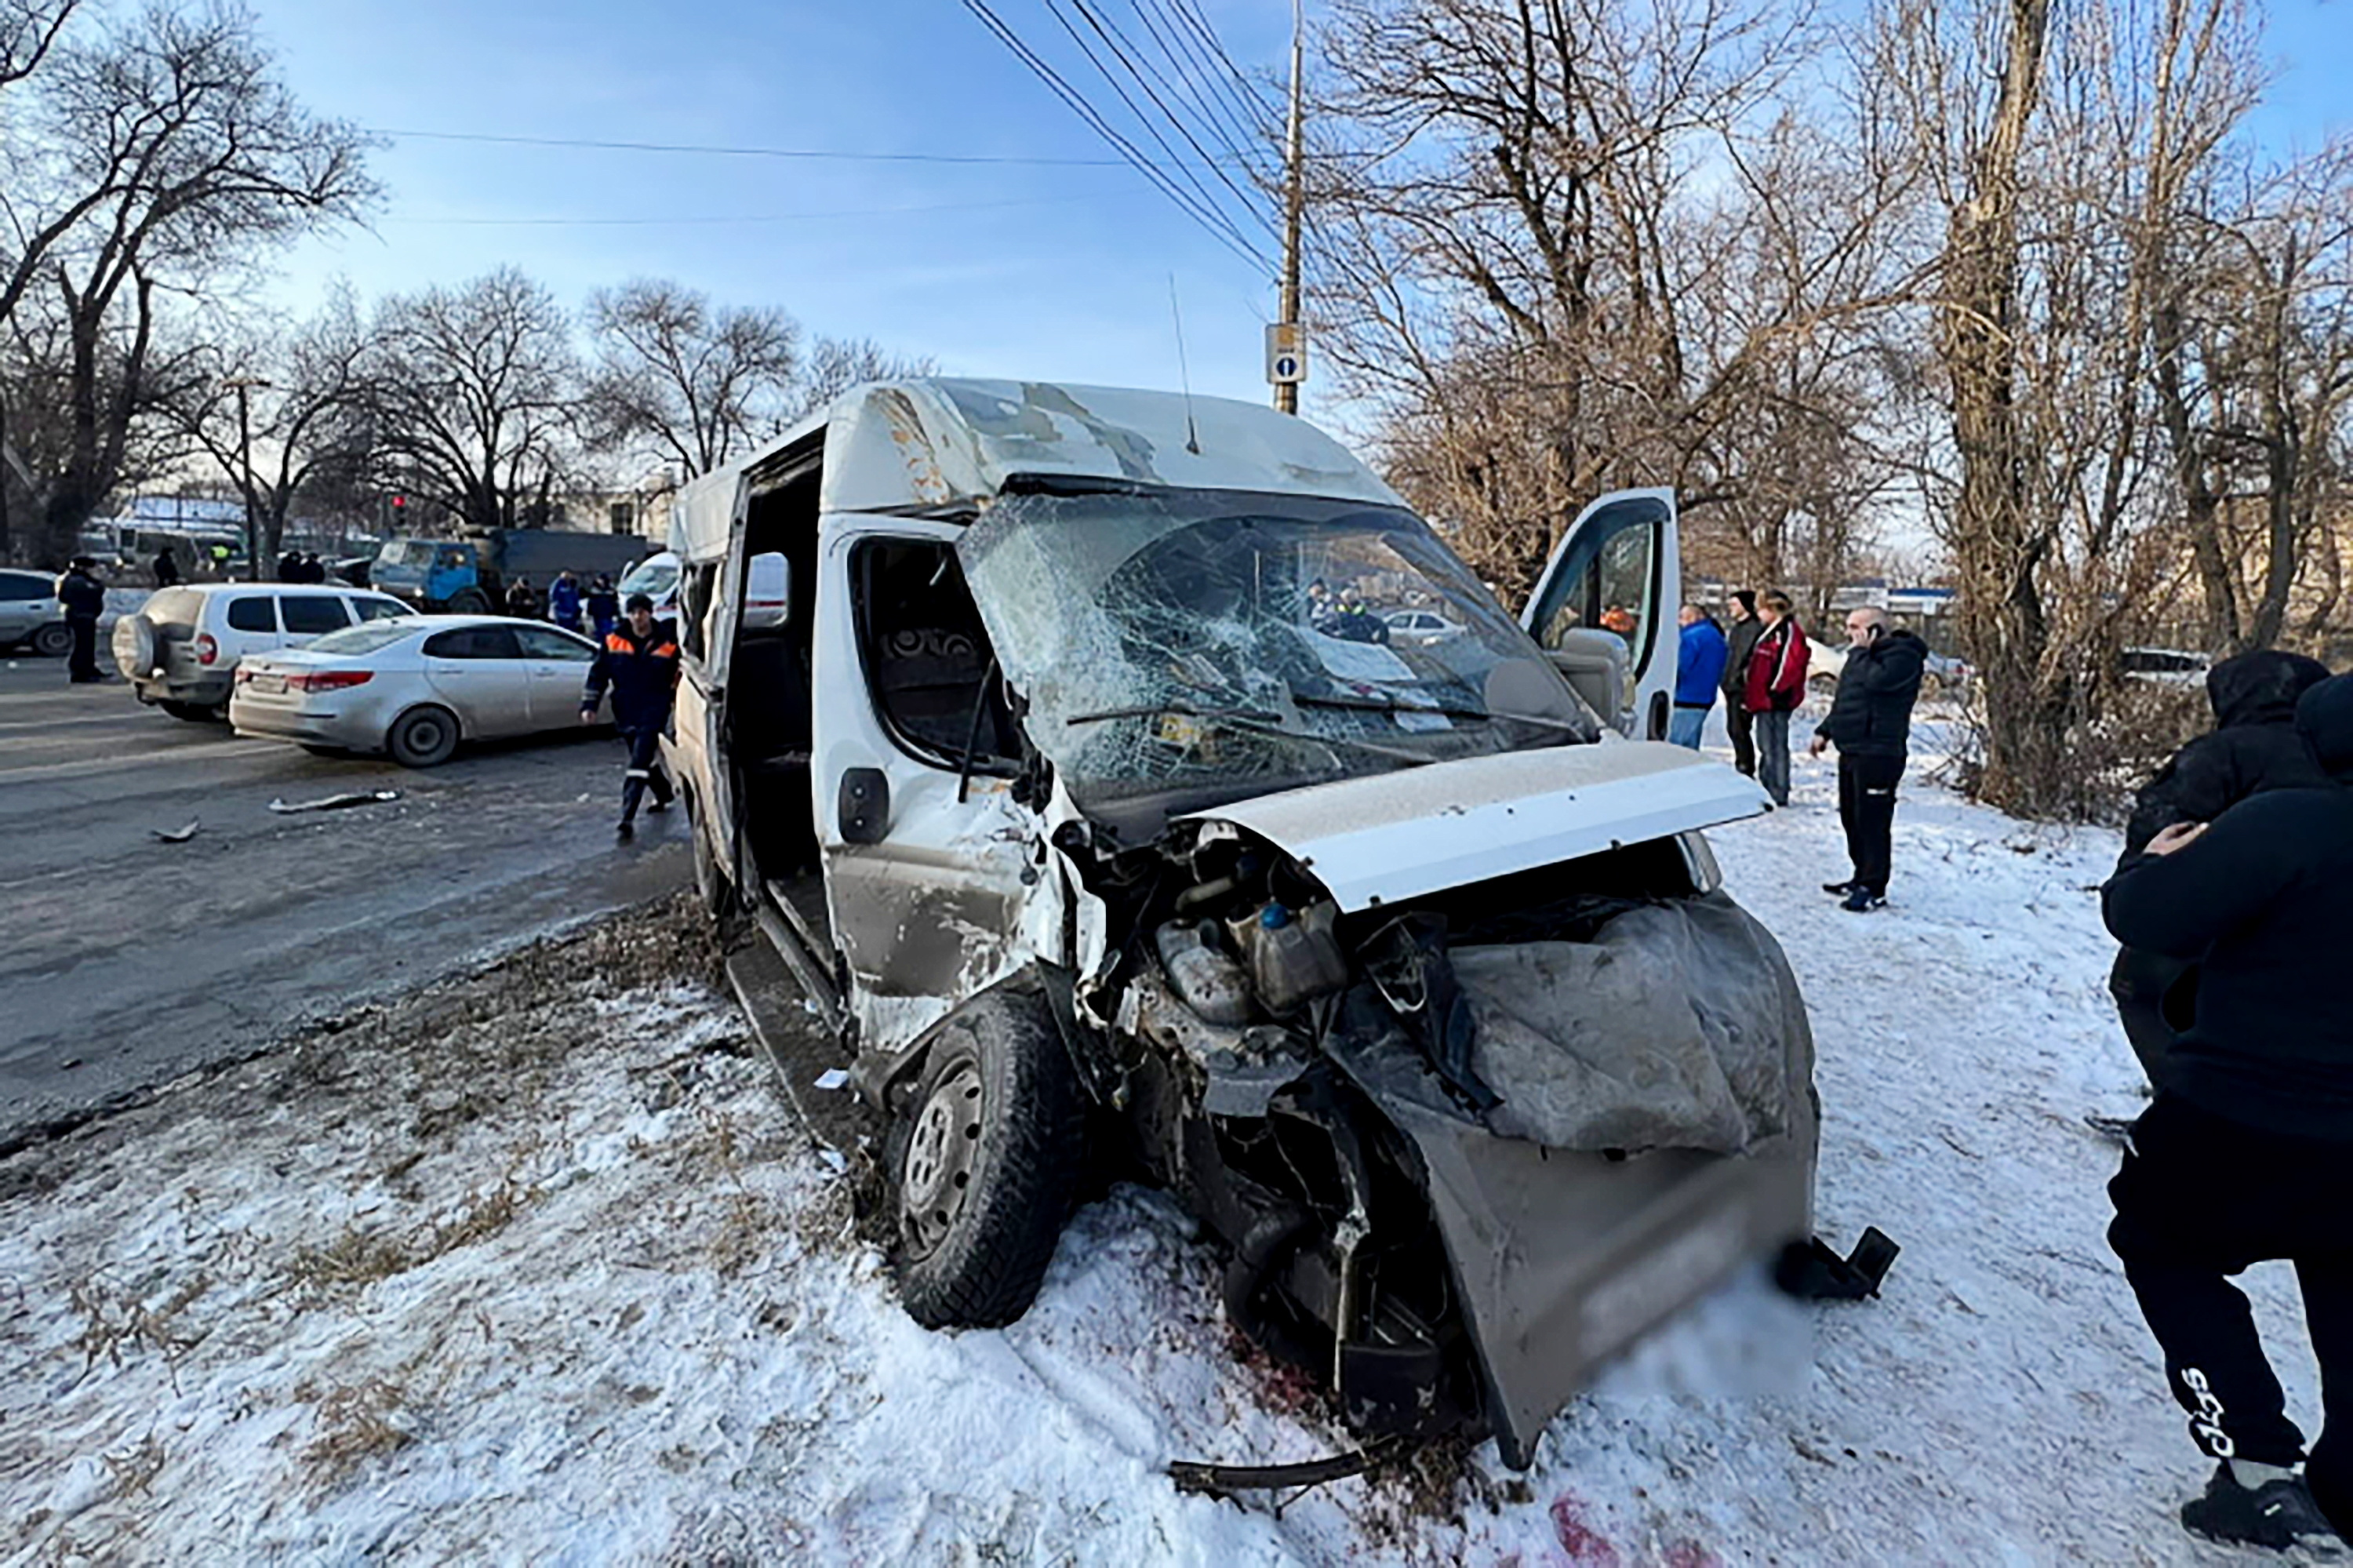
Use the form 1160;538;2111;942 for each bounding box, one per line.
0;727;2329;1565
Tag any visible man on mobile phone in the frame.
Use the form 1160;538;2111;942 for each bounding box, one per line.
1809;606;1925;911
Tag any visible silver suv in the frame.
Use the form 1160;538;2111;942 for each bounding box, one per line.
113;584;414;720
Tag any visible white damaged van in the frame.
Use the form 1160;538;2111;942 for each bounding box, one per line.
663;378;1818;1468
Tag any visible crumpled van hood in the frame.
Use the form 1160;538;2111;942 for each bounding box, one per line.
1184;743;1769;912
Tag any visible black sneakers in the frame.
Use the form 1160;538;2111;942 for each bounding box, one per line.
646;798;670;814
2181;1462;2343;1552
1821;879;1860;896
615;820;635;842
1839;886;1886;913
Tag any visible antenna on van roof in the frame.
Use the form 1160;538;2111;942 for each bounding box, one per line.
1168;273;1202;456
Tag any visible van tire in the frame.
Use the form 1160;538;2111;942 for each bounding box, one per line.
449;588;490;613
387;704;460;768
32;622;73;658
887;990;1085;1330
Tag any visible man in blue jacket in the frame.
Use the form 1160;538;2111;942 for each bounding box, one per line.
580;593;678;839
2101;672;2353;1552
547;570;584;633
1668;603;1729;748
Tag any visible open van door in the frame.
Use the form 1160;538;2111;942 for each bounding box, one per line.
668;472;751;904
1519;489;1680;740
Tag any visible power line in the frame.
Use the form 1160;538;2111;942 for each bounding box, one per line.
1126;0;1276;177
363;126;1133;167
1046;0;1277;246
1137;0;1278;161
380;196;1102;227
956;0;1274;274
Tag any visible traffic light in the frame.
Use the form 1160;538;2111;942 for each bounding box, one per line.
391;494;407;515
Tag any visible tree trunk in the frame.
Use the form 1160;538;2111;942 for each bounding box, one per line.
1940;0;2056;812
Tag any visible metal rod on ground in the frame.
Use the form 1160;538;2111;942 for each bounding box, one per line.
1275;0;1305;417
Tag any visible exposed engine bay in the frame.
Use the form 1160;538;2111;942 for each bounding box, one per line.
1033;812;1817;1468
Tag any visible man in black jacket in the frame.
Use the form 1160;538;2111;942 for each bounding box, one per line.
1809;607;1925;911
1721;590;1764;776
580;593;679;840
2102;673;2353;1552
54;556;107;682
2110;650;2331;1082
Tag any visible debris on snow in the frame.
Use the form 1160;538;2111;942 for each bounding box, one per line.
267;788;400;814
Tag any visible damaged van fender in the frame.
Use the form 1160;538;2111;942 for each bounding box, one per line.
664;376;1821;1469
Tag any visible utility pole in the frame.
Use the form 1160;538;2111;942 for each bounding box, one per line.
221;374;272;580
1273;0;1307;416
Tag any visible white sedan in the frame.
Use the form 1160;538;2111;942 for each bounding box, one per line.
1384;608;1467;646
229;614;604;767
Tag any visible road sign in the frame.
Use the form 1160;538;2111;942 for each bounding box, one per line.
1266;322;1306;386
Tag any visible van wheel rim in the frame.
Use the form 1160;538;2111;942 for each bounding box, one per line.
901;1061;984;1257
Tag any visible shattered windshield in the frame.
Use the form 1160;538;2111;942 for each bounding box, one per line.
958;486;1598;806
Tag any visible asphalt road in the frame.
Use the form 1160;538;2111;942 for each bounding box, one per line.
0;657;690;1144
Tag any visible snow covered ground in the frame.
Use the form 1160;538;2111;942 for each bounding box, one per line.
0;711;2332;1566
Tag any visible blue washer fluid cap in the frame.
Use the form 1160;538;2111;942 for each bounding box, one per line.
1260;902;1290;930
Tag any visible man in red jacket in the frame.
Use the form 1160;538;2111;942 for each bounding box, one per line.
1740;591;1809;806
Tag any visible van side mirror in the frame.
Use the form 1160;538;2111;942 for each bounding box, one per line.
740;551;791;632
838;766;889;845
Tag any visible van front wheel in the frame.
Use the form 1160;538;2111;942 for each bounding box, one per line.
887;991;1084;1330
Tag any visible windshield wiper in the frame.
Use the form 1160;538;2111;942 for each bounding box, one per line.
1065;700;1435;766
1066;700;1286;727
1289;692;1587;735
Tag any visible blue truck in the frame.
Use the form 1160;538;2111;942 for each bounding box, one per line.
369;529;649;613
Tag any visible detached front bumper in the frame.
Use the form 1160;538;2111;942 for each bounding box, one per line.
1388;1101;1815;1467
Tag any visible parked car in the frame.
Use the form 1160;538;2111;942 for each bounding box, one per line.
111;584;415;721
664;378;1818;1471
230;615;605;766
2121;646;2212;689
1384;607;1467;646
0;569;73;657
1809;639;1973;697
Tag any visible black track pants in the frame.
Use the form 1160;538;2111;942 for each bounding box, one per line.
1726;703;1756;776
2109;1093;2353;1533
617;722;674;823
1837;752;1904;896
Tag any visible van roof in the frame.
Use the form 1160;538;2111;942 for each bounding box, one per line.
670;377;1402;561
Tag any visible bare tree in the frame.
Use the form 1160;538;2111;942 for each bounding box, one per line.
0;1;376;562
583;278;800;481
358;267;581;537
1305;0;1911;606
2151;144;2353;652
0;0;77;90
795;336;937;420
165;286;373;572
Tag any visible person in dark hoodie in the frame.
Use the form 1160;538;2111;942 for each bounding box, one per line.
2101;672;2353;1552
1721;591;1764;775
2110;649;2332;1082
1809;607;1926;910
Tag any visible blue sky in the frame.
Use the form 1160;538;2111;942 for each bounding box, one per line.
257;0;2351;426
